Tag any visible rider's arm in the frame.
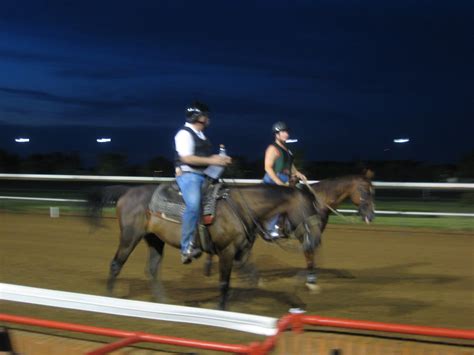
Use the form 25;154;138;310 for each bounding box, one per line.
264;145;288;186
291;164;307;182
180;154;228;166
175;130;230;166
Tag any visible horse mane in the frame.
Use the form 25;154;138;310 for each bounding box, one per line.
312;174;370;195
228;183;297;198
227;183;319;209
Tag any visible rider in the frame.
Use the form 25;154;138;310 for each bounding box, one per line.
174;101;232;264
263;121;307;238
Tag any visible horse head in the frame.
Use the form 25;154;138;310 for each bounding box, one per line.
350;169;375;224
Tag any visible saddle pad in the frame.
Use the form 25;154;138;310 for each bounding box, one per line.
148;182;223;223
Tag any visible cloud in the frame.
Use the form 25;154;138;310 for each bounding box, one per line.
0;48;68;64
55;67;141;80
0;86;144;109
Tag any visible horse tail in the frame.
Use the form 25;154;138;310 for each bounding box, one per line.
86;185;131;227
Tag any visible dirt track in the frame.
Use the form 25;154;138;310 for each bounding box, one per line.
1;212;473;346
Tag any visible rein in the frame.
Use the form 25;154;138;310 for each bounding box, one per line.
302;180;357;224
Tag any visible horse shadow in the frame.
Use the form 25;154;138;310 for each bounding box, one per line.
96;261;461;316
251;259;459;286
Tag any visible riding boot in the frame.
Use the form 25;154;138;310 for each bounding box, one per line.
270;216;288;240
189;229;203;259
181;230;203;265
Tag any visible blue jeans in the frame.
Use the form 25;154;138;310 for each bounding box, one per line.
263;172;290;232
176;172;206;253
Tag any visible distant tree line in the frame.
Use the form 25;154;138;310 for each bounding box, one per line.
0;149;473;181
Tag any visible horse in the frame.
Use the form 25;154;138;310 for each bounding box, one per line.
86;182;323;309
202;170;376;283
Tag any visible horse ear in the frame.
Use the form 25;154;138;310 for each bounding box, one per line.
364;169;375;180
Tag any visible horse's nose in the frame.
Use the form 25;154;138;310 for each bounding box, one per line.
364;213;375;224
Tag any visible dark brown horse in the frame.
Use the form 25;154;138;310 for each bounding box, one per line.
87;183;322;309
293;171;375;286
203;171;376;286
309;169;376;232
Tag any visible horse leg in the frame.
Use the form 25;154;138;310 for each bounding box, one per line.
144;233;167;302
203;254;214;277
303;250;319;292
208;250;260;287
218;245;235;310
303;232;321;293
234;250;260;287
107;225;144;295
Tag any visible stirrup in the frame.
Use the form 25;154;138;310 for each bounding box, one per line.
181;253;193;264
185;245;203;259
190;247;202;259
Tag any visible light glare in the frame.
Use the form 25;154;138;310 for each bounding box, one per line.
393;138;410;143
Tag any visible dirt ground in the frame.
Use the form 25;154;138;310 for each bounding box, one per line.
1;212;473;348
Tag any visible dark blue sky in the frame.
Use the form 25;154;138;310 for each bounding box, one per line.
0;0;472;164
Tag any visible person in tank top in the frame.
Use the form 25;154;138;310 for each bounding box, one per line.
263;121;307;238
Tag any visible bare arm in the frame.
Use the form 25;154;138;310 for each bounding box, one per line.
291;163;307;182
180;154;231;166
264;145;288;186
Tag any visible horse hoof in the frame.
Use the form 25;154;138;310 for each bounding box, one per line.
305;283;321;293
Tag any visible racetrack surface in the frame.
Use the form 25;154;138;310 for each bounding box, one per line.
1;212;473;349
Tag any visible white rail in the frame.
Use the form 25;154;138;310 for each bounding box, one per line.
1;173;474;190
0;196;87;203
1;196;473;217
0;283;277;336
337;209;474;217
1;174;473;218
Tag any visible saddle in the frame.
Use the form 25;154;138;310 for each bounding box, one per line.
149;181;224;224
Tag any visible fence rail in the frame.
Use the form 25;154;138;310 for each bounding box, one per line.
2;174;474;218
1;173;474;190
2;283;473;354
1;196;473;217
0;283;276;336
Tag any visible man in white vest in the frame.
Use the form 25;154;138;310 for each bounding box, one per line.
174;101;232;264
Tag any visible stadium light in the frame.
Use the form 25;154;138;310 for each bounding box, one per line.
97;138;111;143
15;138;30;143
286;139;298;143
393;138;410;143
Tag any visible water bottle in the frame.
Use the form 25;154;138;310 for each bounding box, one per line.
204;144;227;180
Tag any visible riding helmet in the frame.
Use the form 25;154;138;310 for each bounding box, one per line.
272;121;289;134
185;101;210;123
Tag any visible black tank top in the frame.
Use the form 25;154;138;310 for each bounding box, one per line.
271;142;293;174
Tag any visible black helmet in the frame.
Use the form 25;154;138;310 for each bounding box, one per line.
185;101;210;123
272;121;288;134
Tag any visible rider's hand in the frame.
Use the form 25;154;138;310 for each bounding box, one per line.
295;172;307;182
276;180;289;186
210;154;232;166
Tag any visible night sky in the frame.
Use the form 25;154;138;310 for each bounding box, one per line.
0;1;472;165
